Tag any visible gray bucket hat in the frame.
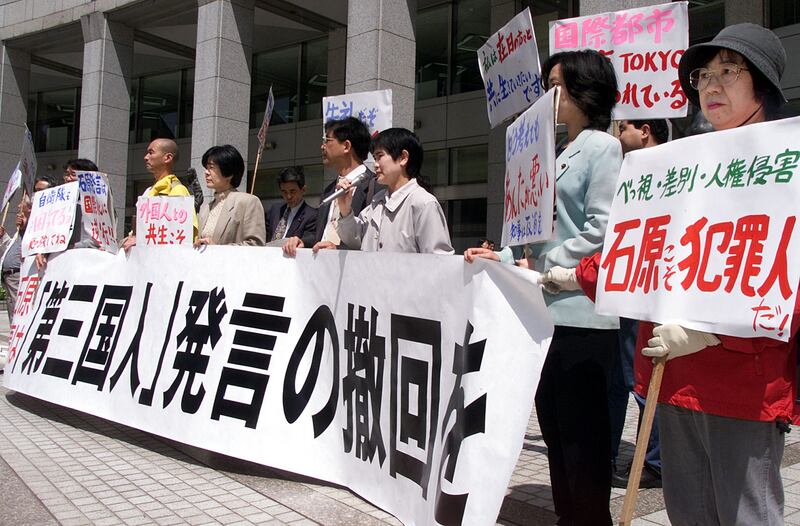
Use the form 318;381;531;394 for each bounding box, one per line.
678;23;787;108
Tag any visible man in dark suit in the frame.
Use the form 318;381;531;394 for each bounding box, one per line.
282;117;379;256
266;166;318;247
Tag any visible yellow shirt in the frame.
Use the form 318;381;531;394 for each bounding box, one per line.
148;174;198;239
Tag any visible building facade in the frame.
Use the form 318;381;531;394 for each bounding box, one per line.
0;0;798;251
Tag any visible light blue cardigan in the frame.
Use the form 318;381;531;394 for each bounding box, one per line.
500;129;622;329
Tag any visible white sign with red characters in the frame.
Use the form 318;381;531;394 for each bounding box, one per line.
21;182;78;257
78;171;117;254
501;87;556;247
478;7;543;128
136;196;194;248
596;117;800;341
548;1;689;120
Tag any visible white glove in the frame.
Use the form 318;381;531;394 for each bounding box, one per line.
641;324;720;361
538;266;580;294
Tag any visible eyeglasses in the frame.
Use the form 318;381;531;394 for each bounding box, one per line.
689;63;748;91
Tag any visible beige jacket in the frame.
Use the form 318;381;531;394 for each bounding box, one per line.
198;190;266;246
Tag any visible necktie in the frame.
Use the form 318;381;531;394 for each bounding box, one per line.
273;207;290;241
322;199;341;245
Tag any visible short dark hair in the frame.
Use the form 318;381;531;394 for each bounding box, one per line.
370;128;423;178
278;166;305;188
35;172;62;188
542;50;618;131
202;145;245;187
325;117;371;162
627;119;670;145
693;47;784;121
64;158;98;172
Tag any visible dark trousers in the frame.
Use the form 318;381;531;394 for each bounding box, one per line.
535;325;617;526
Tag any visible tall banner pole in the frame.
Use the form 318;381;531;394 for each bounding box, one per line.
251;85;274;195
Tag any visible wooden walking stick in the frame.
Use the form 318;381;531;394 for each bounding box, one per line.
619;356;666;526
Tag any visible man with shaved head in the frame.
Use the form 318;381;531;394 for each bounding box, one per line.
121;138;196;251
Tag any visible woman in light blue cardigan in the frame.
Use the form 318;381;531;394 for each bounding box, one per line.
466;50;622;525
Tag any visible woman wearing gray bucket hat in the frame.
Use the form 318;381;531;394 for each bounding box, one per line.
635;23;797;526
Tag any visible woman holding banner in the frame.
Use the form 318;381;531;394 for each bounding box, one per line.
542;24;797;526
466;50;622;525
196;145;266;247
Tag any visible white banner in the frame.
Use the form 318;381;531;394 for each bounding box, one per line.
596;117;800;341
136;196;194;248
1;162;22;212
478;8;543;128
323;89;392;138
4;247;552;525
21;182;78;257
501;88;556;247
548;1;689;120
78;171;117;254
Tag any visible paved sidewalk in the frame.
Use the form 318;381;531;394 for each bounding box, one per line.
2;308;800;525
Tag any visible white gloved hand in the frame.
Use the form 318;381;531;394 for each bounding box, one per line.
538;266;580;294
641;324;720;361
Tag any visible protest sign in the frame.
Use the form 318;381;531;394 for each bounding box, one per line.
19;125;37;195
549;1;689;119
1;162;22;212
135;196;194;248
21;182;78;257
501;87;556;247
78;171;117;254
595;116;800;341
323;89;392;138
478;8;543;128
5;247;553;526
257;85;275;151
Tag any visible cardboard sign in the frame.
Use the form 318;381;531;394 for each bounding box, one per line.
135;196;194;248
21;182;78;257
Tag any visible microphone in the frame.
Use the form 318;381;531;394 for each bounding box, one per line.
321;171;368;204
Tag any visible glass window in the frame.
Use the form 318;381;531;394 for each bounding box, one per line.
688;1;725;44
179;68;194;138
445;198;487;253
251;46;300;127
451;0;490;95
423;149;449;186
449;145;487;184
416;4;450;100
770;0;800;28
135;70;182;143
29;88;80;152
300;39;328;121
524;0;576;62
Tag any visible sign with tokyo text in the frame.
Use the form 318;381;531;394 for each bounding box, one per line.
596;117;800;341
136;196;194;248
323;89;392;139
501;88;556;247
478;8;543;128
21;181;78;257
78;171;117;254
4;247;553;526
549;1;688;120
1;162;22;212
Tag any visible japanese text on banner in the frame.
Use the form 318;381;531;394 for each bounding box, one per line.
548;1;688;119
78;171;117;254
4;247;552;526
478;7;543;128
21;181;78;257
595;116;800;341
136;195;194;247
501;88;556;247
323;90;392;138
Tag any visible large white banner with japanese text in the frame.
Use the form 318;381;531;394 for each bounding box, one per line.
478;8;543;128
548;1;688;119
501;88;556;247
4;247;553;525
596;117;800;341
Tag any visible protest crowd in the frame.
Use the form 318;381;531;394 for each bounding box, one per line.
2;4;800;525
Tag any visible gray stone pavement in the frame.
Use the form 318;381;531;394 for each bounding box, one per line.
2;308;800;525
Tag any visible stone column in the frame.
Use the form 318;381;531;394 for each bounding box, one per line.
726;1;764;25
0;45;30;230
345;0;416;130
79;12;134;236
191;0;254;194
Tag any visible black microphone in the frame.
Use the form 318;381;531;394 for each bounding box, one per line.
321;171;368;204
